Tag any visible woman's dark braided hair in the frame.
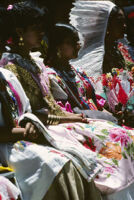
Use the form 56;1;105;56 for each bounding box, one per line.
0;1;51;43
4;1;51;45
9;1;49;29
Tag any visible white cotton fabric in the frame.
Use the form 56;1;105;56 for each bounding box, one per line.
18;113;102;182
70;1;115;79
0;176;20;200
0;68;69;200
10;144;69;200
102;182;134;200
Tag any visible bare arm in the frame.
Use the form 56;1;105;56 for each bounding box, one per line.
0;123;39;143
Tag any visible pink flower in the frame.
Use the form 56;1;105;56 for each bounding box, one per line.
79;87;84;94
109;128;131;147
7;5;13;10
105;167;114;174
66;125;73;130
57;101;73;113
122;125;134;130
65;102;73;113
97;98;106;107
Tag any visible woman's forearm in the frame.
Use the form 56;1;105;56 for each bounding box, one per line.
0;127;25;142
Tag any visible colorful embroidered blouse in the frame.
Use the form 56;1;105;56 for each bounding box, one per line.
46;66;98;110
1;53;65;116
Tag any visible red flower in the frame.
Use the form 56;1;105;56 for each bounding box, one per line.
128;12;134;19
83;137;96;152
7;37;13;44
102;74;108;86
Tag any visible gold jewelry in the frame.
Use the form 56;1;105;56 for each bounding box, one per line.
57;49;61;58
46;115;61;125
18;36;24;46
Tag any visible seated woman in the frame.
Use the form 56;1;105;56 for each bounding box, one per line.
70;0;134;127
0;7;38;143
45;23;117;122
1;2;134;199
70;0;126;76
0;4;102;200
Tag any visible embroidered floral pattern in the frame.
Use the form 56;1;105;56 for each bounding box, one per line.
46;66;98;110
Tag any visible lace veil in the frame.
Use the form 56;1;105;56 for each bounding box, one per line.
70;1;116;78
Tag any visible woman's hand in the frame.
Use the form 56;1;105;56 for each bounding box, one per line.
12;123;39;141
64;111;85;118
23;122;39;140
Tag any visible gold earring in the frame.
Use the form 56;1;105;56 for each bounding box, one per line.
57;49;61;58
18;36;24;46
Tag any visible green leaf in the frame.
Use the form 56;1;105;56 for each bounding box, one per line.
122;152;127;159
96;135;107;140
112;159;118;166
104;161;113;166
107;121;115;126
97;154;103;158
101;129;109;135
107;174;111;178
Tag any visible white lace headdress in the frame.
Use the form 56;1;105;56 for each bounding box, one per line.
70;1;115;78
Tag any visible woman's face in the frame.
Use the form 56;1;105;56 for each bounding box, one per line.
20;23;45;49
58;38;80;61
108;9;126;40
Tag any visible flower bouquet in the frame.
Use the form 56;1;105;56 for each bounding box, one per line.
101;68;134;114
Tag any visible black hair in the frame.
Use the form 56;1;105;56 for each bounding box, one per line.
108;6;121;26
54;23;79;47
46;23;79;64
46;23;79;63
106;6;126;38
9;2;49;30
3;1;53;46
0;2;50;42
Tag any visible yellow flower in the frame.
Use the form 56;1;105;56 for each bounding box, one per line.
99;142;122;160
106;73;112;78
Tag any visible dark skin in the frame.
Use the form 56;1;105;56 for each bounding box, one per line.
13;24;88;124
0;123;38;143
103;8;127;74
52;38;80;71
106;9;126;44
